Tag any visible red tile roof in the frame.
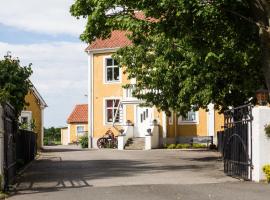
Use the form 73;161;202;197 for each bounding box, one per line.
86;30;132;51
67;104;88;124
85;11;158;52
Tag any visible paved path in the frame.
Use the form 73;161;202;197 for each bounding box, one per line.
8;146;270;200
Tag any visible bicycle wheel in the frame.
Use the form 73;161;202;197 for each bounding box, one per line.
97;138;108;149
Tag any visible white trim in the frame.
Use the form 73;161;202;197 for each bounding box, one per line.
19;111;33;130
86;47;118;54
41;108;44;147
162;112;167;138
207;103;215;136
178;111;199;125
134;104;137;125
103;55;122;84
87;52;94;148
30;84;48;108
103;97;123;125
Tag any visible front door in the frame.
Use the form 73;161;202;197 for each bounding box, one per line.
135;106;153;137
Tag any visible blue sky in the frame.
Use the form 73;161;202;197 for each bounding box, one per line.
0;0;88;127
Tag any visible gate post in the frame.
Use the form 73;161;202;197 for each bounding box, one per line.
252;106;270;182
0;105;4;190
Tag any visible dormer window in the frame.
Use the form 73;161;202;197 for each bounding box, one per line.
105;58;120;83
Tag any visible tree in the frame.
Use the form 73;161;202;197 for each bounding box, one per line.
0;53;32;116
44;127;61;142
70;0;267;114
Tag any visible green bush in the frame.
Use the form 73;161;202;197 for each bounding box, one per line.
167;144;176;149
175;144;191;149
79;135;88;148
43;137;49;146
192;143;207;148
263;165;270;183
165;143;209;149
265;124;270;138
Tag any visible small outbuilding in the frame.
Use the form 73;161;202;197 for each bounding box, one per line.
65;104;88;144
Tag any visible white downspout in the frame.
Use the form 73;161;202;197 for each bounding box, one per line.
162;112;167;144
41;107;45;148
87;51;94;148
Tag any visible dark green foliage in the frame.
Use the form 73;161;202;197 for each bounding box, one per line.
0;54;32;116
79;135;88;148
44;127;61;145
264;124;270;138
166;143;207;149
71;0;265;115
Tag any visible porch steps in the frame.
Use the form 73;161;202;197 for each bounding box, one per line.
125;137;145;150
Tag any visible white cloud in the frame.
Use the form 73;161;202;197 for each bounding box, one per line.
0;0;86;36
0;42;88;127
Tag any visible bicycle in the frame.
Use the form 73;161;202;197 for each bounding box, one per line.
97;129;118;149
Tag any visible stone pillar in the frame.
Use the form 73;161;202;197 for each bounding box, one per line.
252;106;270;182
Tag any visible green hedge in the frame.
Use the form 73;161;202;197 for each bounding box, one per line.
165;143;207;149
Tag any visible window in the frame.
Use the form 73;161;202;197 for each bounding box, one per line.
178;110;198;124
21;117;28;124
105;99;122;123
76;126;85;136
19;111;32;130
105;58;120;82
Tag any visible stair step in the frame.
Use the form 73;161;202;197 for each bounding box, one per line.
125;137;145;150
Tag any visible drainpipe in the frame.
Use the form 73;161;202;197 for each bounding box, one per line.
87;51;94;148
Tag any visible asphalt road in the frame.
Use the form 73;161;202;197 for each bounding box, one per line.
7;146;270;200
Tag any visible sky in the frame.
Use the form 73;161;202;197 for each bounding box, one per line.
0;0;88;127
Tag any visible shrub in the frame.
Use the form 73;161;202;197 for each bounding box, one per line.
79;135;88;148
263;165;270;183
175;144;191;149
167;144;176;149
43;137;49;146
192;143;207;148
265;124;270;138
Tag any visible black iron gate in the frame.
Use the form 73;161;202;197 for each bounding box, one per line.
223;104;253;180
3;103;17;190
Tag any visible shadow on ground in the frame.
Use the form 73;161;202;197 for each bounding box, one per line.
12;147;225;197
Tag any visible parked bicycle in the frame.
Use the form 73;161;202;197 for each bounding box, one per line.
97;129;118;149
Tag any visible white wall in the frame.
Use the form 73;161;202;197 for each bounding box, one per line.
252;106;270;182
145;124;159;150
118;125;134;150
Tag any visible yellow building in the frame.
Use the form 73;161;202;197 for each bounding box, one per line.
19;85;47;149
66;104;88;144
86;31;224;149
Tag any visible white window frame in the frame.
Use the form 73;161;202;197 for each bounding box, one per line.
19;111;32;130
76;125;85;137
178;111;199;125
103;56;122;84
103;97;124;125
